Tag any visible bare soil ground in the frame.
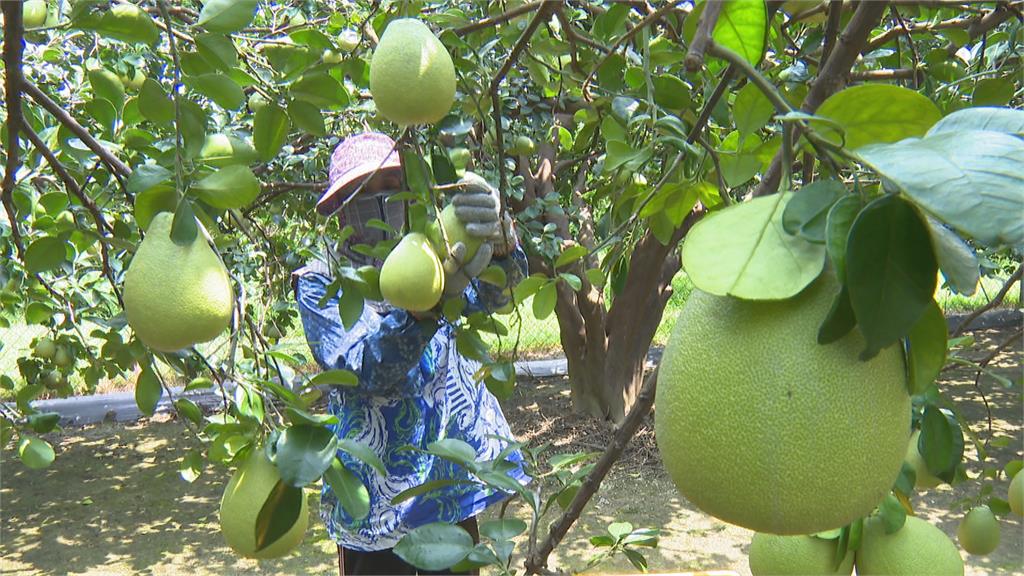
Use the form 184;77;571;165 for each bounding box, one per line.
1;328;1021;575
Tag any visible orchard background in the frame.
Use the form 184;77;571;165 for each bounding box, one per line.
1;0;1022;574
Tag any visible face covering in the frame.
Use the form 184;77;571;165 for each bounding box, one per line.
335;189;407;268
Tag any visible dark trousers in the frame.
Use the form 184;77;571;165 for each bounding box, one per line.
337;517;480;576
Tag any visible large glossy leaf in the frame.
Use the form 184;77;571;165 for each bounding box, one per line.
927;107;1024;137
336;439;387;476
924;216;979;296
288;100;326;136
254;104;290;161
135;364;162;416
24;237;68;274
920;406;964;483
682;193;825;299
712;0;767;65
858;130;1024;247
825;195;861;281
906;301;947;395
290;73;349;108
733;81;775;137
393;523;474;572
193;165;260;209
188;74;245;110
195;33;238;71
253;479;304;553
782;180;845;243
88;69;125;111
845;195;937;359
816;85;941;150
95;4;160;46
197;0;258;33
323;459;370;520
271;425;338;487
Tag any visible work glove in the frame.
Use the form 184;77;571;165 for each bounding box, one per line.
442;241;493;297
452;172;518;257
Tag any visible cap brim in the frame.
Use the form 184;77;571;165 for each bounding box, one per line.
316;162;403;216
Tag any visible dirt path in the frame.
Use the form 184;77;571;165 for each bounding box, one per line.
1;328;1020;575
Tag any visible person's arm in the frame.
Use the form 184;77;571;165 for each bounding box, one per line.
295;271;439;398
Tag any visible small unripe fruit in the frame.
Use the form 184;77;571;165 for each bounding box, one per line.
337;29;360;52
33;338;57;360
957;505;1000;556
53;346;73;368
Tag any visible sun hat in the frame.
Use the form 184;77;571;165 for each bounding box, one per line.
316;132;403;215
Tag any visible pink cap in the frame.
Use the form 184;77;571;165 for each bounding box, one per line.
316;132;403;215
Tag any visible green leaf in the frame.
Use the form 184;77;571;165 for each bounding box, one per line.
26;412;61;434
288;100;326;137
179;449;204;482
309;369;358;387
254;104;290;161
928;107;1024;137
336;438;387;476
733;81;775;137
477;264;507;288
193;165;260;209
817;283;856;345
906;301;947;395
95;4;160;46
338;285;364;330
878;493;907;535
532;281;557;320
85;98;117;134
18;436;55;469
559;273;582;291
88;68;125;111
825;195;861;281
170;199;199;245
427;438;478;469
291;73;349;108
180;100;209;159
920;405;964;483
234;384;265;423
188;74;245;110
134;186;177;231
195;33;238;71
682;193;826;299
712;0;767;65
253;479;304;553
480;518;527;541
609;521;634;539
185;377;214;392
652;74;691;110
324;459;370;520
393;523;474;572
174;398;203;424
973;78;1014;107
781;180;845;244
816;85;941;150
135;364;162;416
127;164;172;194
857;130;1024;248
924;216;979;296
197;0;258;33
554;245;589;269
391;479;472;505
24;237;68;274
845;194;937;359
271;425;338;488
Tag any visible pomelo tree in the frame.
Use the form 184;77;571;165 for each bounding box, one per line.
1;0;1022;573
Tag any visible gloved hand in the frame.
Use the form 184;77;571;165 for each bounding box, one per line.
451;172;501;239
442;241;493;297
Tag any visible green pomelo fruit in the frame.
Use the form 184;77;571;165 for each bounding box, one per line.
53;346;73;368
198;134;257;167
123;212;234;352
427;204;481;261
379;233;444;312
322;49;343;64
1010;472;1023;516
449;147;471;169
857;516;964;575
120;68;147;92
905;429;942;489
33;338;56;360
369;19;455;125
510;135;536;155
338;29;360;52
248;93;268;113
749;533;854;575
41;370;64;390
88;68;125;108
958;505;1000;555
655;273;910;534
220;450;309;559
23;0;48;28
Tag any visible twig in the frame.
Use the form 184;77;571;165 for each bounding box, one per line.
851;68;921;81
686;66;735;143
22;82;132;178
946;3;1017;56
2;1;26;259
524;367;659;574
697;138;730;204
972;328;1023;446
821;0;843;63
684;0;724;72
952;265;1023;337
455;1;546;36
890;6;920;89
157;0;186;198
553;4;582;73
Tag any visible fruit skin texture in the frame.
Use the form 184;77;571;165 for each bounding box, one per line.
23;0;48;28
427;204;482;261
857;516;964;575
123;212;234;352
958;505;1000;555
220;450;309;559
379;233;444;312
369;19;455;125
905;429;942;489
655;273;910;534
1010;472;1023;516
749;532;854;575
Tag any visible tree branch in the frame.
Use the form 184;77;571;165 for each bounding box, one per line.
952;265;1023;337
524;367;659;575
455;1;546;36
22;82;132;178
684;0;724;72
2;0;26;259
753;1;888;197
821;0;843;63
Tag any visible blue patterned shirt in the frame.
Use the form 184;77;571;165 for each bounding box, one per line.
295;250;530;551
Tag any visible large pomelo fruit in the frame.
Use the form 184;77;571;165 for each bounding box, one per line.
380;232;444;311
220;449;309;559
957;505;1000;555
857;515;963;575
749;532;854;575
427;204;482;261
123;212;233;352
369;19;456;125
655;273;909;534
1009;472;1023;516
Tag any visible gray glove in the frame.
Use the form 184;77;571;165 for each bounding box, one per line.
452;172;501;239
443;241;493;297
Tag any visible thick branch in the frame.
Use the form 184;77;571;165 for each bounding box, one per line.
22;82;132;178
2;0;26;258
455;1;545;36
947;3;1017;55
952;265;1023;337
753;1;888;197
524;367;659;575
684;0;724;72
821;0;843;63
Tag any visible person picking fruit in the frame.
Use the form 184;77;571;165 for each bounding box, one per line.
292;132;528;575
